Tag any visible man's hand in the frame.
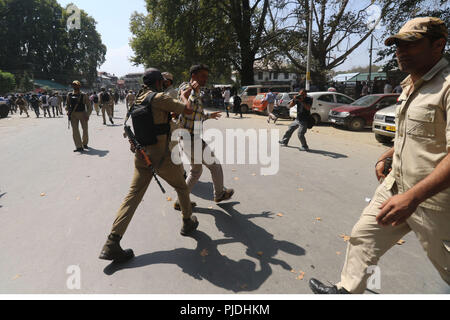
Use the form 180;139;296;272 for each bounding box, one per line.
183;105;194;115
376;160;388;182
376;192;419;227
209;111;222;120
190;81;201;94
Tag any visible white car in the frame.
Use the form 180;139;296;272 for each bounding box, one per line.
373;104;397;143
289;91;355;124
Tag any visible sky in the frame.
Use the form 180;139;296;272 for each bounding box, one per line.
58;0;147;77
56;0;387;78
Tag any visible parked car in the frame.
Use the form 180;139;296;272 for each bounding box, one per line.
252;92;280;114
373;104;397;143
0;97;9;118
276;92;298;108
328;94;400;131
232;85;292;113
289;92;355;124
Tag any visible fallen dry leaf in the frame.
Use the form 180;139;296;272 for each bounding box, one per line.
277;213;284;217
290;269;296;273
166;197;172;202
40;193;46;197
316;217;322;221
232;169;237;172
298;188;304;192
340;234;351;242
297;271;305;280
336;251;342;255
76;196;80;201
234;177;240;181
252;173;257;176
397;240;406;245
12;274;21;280
200;249;209;257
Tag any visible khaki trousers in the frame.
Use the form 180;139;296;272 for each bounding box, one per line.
71;112;89;149
102;104;113;123
93;103;100;114
18;105;29;116
181;137;225;199
111;151;193;237
337;181;450;293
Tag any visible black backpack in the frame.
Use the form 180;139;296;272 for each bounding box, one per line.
102;92;110;102
93;95;99;103
128;92;170;146
42;95;47;104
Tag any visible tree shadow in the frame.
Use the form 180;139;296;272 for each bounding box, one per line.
191;181;214;201
103;202;305;293
284;146;347;159
83;148;109;158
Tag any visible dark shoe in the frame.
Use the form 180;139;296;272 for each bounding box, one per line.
300;146;310;152
180;216;199;236
73;148;83;152
173;201;197;211
110;118;114;125
99;234;135;263
103;121;106;125
309;278;350;294
279;141;288;147
214;188;234;203
83;145;89;150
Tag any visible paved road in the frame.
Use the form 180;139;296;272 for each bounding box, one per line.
0;103;448;294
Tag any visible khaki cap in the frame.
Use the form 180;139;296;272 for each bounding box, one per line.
385;17;448;46
72;80;81;86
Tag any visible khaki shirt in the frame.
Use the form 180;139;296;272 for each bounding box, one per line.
134;89;186;161
385;58;450;211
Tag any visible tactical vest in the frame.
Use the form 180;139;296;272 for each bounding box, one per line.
128;92;171;146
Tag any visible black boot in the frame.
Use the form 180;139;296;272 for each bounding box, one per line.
309;278;350;294
99;234;135;263
180;216;199;236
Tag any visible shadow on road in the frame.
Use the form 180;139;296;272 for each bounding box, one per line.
191;181;214;201
83;148;109;158
105;124;123;127
285;146;347;159
103;202;305;292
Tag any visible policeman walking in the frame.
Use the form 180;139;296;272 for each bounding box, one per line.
309;17;450;294
99;87;114;125
99;68;199;263
66;80;91;152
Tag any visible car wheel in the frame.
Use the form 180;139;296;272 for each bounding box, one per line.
375;134;393;143
349;118;365;131
0;105;9;119
241;105;249;113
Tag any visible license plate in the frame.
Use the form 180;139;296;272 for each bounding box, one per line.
385;126;396;132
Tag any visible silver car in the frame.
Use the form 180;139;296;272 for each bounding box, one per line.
289;91;355;124
373;104;397;143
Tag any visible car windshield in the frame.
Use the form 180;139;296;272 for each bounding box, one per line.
351;95;380;107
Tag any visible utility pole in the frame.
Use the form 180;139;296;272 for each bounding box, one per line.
306;0;313;91
368;34;374;94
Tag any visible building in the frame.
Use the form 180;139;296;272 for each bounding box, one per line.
123;73;144;92
95;72;119;90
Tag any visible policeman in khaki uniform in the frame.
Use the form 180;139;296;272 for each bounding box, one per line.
99;68;199;263
16;95;29;117
310;17;450;294
99;87;114;125
67;81;91;152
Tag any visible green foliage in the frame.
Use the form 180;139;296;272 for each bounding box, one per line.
0;69;16;94
0;0;106;87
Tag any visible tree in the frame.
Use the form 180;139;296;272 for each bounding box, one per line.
269;0;446;87
0;0;106;87
0;70;15;94
215;0;272;85
130;0;235;84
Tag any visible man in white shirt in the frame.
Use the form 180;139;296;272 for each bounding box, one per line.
222;88;231;118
